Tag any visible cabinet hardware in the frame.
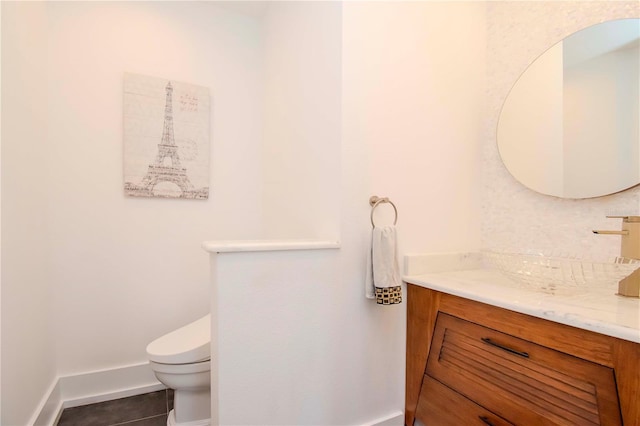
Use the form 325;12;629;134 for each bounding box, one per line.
481;337;530;358
478;415;495;425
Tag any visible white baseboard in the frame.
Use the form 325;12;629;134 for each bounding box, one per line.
364;411;404;426
31;362;164;426
29;378;63;426
31;363;402;426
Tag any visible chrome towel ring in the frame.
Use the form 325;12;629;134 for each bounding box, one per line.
369;195;398;228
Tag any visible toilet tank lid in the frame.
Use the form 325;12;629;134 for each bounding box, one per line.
146;314;211;364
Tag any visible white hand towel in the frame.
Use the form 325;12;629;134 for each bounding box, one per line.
365;226;402;305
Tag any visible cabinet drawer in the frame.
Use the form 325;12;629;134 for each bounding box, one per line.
415;375;513;426
425;313;621;425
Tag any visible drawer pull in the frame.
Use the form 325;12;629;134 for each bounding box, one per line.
481;337;529;358
478;416;495;426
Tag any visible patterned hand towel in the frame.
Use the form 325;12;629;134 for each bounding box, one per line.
365;226;402;305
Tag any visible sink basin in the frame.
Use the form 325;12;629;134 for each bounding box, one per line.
483;250;640;294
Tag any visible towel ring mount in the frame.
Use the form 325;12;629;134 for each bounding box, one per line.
369;195;398;228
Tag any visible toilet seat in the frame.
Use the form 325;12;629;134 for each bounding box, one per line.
146;314;211;364
149;359;211;374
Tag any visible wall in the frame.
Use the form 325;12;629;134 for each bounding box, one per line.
1;4;3;420
0;5;266;423
212;3;487;424
1;1;487;424
261;2;341;240
483;1;640;258
344;1;486;258
1;2;57;425
215;249;352;425
44;1;264;376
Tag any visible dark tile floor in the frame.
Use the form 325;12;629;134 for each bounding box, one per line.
57;389;173;426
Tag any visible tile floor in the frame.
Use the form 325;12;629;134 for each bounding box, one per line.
56;389;173;426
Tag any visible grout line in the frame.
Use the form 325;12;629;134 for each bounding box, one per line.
110;413;167;426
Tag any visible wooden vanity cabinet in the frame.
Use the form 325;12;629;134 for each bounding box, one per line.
406;284;640;426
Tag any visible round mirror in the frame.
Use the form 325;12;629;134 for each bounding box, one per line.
497;19;640;199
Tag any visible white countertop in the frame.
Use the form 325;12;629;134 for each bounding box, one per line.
404;268;640;344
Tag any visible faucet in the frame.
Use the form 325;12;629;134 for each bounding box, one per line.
593;215;640;297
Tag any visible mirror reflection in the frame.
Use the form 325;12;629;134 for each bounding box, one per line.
498;19;640;199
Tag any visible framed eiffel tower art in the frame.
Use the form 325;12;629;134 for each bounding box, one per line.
124;73;209;199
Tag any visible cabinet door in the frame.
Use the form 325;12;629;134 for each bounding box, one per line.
425;313;622;425
415;376;513;426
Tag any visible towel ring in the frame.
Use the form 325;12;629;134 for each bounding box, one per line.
369;196;398;228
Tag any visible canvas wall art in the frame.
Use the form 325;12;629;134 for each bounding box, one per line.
124;73;209;199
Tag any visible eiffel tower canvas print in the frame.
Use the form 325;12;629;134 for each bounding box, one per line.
124;73;209;199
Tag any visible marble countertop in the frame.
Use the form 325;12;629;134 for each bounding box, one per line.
404;268;640;344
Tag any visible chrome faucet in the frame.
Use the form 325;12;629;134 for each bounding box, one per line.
593;215;640;297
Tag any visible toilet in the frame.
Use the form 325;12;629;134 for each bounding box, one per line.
146;314;211;426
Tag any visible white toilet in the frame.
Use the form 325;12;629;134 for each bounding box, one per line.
146;314;211;426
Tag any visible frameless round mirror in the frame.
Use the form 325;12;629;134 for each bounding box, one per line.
497;18;640;199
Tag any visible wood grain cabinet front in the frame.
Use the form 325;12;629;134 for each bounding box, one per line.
415;375;514;426
405;284;640;426
423;313;621;425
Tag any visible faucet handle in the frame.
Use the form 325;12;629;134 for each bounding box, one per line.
593;230;629;235
593;216;639;234
606;215;640;222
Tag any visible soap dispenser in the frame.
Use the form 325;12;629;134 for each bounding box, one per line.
593;215;640;298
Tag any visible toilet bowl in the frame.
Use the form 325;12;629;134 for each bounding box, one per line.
147;315;211;426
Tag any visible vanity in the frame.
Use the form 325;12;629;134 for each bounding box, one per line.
418;15;640;425
404;261;640;426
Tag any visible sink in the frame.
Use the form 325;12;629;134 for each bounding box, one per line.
483;250;640;294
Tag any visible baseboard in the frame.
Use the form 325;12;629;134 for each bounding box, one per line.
31;363;401;426
28;378;63;426
364;411;404;426
31;362;163;426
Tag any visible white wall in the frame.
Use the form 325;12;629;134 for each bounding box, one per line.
214;3;486;423
44;1;265;376
1;1;487;424
1;4;3;420
344;1;485;256
1;2;57;425
347;2;487;419
261;2;342;240
216;249;357;425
